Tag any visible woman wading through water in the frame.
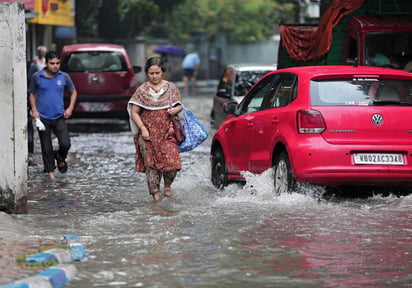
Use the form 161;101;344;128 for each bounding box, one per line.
128;57;183;201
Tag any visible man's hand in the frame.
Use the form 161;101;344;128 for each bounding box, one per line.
64;108;73;119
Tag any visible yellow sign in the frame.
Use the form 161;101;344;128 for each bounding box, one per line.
27;0;74;26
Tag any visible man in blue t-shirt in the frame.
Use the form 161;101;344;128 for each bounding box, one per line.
181;46;200;96
29;51;77;179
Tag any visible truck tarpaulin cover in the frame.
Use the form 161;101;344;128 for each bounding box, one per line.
279;0;365;61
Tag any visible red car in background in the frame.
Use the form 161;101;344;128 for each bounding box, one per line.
60;43;141;119
210;65;412;194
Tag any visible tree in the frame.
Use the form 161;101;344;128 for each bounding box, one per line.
98;0;121;39
167;0;295;42
75;0;102;38
76;0;185;40
75;0;295;42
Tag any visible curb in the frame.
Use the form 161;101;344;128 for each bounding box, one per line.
0;234;86;288
62;234;87;262
2;264;77;288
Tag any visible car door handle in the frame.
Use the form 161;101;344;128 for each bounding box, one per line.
247;122;254;128
272;118;279;124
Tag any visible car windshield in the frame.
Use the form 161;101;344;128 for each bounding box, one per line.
311;78;412;106
63;51;127;72
234;70;272;96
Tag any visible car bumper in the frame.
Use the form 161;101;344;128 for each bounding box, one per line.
290;141;412;187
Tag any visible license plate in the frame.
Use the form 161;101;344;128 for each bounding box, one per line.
80;102;112;112
353;153;404;165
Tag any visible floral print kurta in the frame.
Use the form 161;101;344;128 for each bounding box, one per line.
128;81;182;173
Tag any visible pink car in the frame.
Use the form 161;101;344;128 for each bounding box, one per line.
60;43;141;119
210;65;412;194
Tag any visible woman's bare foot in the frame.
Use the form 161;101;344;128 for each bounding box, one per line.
48;172;56;179
164;187;172;197
152;192;161;201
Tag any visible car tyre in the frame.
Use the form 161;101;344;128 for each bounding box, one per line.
273;151;296;195
211;148;228;189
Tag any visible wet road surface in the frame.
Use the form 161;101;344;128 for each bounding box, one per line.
12;94;412;287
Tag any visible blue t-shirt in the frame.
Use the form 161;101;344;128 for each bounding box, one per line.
29;69;75;120
182;53;200;69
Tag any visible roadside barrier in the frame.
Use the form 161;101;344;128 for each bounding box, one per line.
0;234;86;288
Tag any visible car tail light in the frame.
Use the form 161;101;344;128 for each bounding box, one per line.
297;109;326;134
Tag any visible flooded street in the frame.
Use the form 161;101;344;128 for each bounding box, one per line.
17;94;412;287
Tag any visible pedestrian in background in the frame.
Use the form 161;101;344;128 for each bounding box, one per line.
27;59;38;156
181;45;200;96
33;45;47;70
28;45;47;155
128;57;183;201
28;51;77;179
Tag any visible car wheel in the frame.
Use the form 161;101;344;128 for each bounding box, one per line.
211;148;228;189
273;152;296;195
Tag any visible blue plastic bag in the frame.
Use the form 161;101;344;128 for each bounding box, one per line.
179;107;208;152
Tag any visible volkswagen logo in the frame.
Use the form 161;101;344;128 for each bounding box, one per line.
371;114;384;126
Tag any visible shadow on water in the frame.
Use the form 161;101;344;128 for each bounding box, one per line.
67;118;130;133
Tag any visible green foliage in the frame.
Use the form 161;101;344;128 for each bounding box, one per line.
75;0;295;41
76;0;162;39
16;243;69;268
75;0;102;38
168;0;295;42
117;0;159;37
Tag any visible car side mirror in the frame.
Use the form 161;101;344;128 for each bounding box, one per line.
223;101;238;114
133;66;142;73
217;88;230;99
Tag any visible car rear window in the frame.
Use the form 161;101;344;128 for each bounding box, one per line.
62;51;127;73
311;78;412;106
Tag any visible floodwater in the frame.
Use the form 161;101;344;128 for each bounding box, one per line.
17;94;412;287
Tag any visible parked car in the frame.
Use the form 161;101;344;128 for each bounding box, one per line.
210;65;412;194
210;63;277;128
60;43;141;119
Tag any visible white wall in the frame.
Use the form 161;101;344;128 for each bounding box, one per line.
0;2;28;213
122;37;147;84
227;38;279;66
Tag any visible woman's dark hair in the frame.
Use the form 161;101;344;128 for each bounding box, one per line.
145;57;166;73
45;51;59;62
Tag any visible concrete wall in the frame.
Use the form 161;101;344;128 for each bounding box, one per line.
226;38;279;67
121;37;147;84
0;2;28;213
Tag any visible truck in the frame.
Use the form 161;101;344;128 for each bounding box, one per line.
277;0;412;72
